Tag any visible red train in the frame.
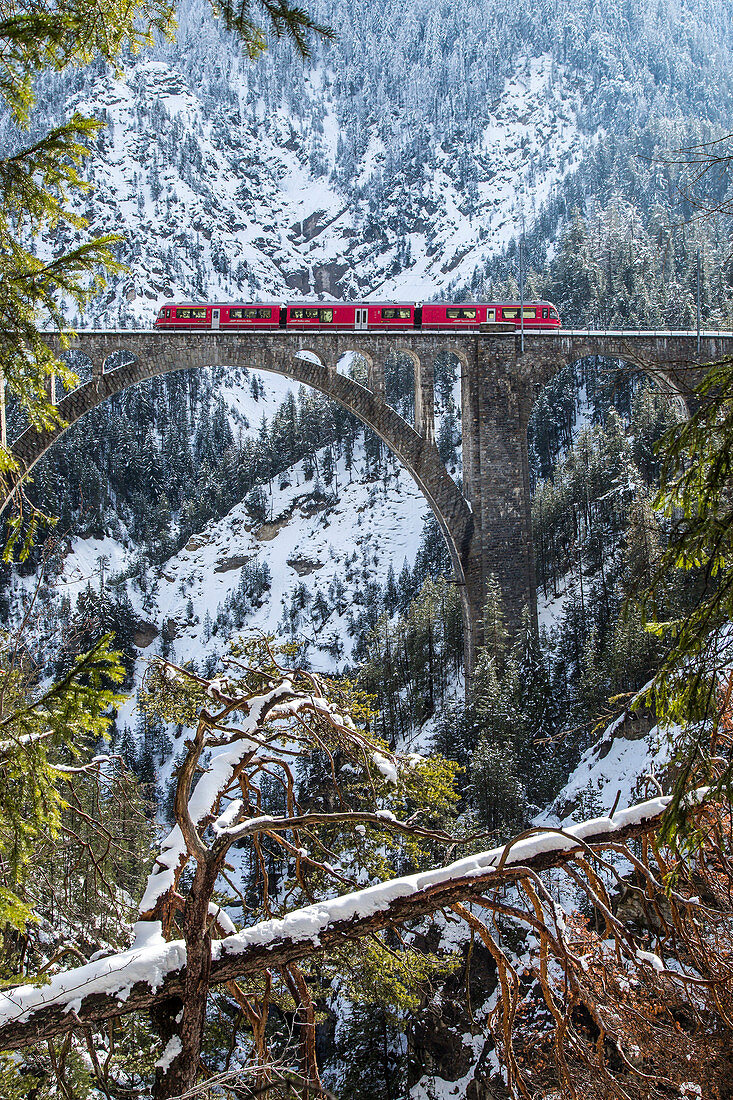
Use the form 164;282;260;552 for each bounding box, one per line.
154;301;561;331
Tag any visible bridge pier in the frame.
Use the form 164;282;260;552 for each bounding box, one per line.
367;357;385;401
4;327;725;688
461;338;536;659
413;353;435;442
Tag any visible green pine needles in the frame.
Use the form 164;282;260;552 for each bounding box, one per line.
639;356;733;837
0;633;126;943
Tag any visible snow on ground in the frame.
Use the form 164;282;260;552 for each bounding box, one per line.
537;575;572;637
217;369;299;429
538;717;677;827
371;55;588;301
146;441;427;671
54;431;428;677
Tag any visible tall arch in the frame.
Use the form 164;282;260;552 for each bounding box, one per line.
7;338;476;667
7;327;733;678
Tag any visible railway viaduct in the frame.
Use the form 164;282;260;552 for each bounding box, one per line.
6;328;733;676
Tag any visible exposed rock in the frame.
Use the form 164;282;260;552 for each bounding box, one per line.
299;496;330;517
214;554;253;573
411;1008;474;1081
185;533;210;552
287;556;324;576
408;933;498;1093
256;515;291;541
162;617;179;641
134;621;159;648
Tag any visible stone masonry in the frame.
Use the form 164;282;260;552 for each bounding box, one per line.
7;328;733;678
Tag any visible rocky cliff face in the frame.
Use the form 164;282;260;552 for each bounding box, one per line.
18;0;733;327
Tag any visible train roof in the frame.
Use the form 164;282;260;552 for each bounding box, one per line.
160;301;283;307
158;299;559;308
286;301;416;307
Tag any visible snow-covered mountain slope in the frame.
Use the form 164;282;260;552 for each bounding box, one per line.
53;429;430;674
57;50;583;326
20;0;731;329
539;714;676;827
157;449;420;668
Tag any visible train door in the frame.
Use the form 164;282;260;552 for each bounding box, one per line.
355;308;368;330
212;308;220;330
486;308;496;323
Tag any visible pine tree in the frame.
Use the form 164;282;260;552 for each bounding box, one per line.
0;635;125;941
336;1004;406;1100
480;573;509;670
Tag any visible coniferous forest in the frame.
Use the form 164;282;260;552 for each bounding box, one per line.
3;1;733;1098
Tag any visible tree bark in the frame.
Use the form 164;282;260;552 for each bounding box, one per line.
152;862;217;1099
0;807;670;1053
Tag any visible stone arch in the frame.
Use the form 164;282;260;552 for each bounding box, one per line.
520;332;721;419
552;350;689;421
293;348;327;366
516;339;697;628
103;348;140;376
58;349;94;393
396;346;435;442
333;348;375;392
7;337;475;667
430;345;467;478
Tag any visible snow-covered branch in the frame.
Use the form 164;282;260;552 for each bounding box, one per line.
210;808;455;845
0;791;677;1051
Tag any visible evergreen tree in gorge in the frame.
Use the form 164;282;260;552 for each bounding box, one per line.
0;632;125;957
385;562;399;610
335;1004;406;1100
57;581;139;687
413;515;453;586
358;577;463;744
630;353;733;836
511;606;558;806
481;574;509;670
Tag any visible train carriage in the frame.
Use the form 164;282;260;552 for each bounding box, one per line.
421;302;559;328
286;303;416;330
155;301;560;331
155;303;281;329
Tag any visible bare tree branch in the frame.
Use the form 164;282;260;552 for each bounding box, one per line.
0;794;675;1051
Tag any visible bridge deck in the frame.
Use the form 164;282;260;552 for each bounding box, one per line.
44;328;733;338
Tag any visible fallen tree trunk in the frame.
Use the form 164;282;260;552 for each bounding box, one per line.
0;794;674;1051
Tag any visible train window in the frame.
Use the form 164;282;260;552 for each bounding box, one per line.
166;309;171;317
549;308;559;319
230;308;273;319
382;308;412;320
176;308;207;319
502;308;519;319
446;308;477;320
522;307;536;318
320;309;334;323
542;308;548;319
